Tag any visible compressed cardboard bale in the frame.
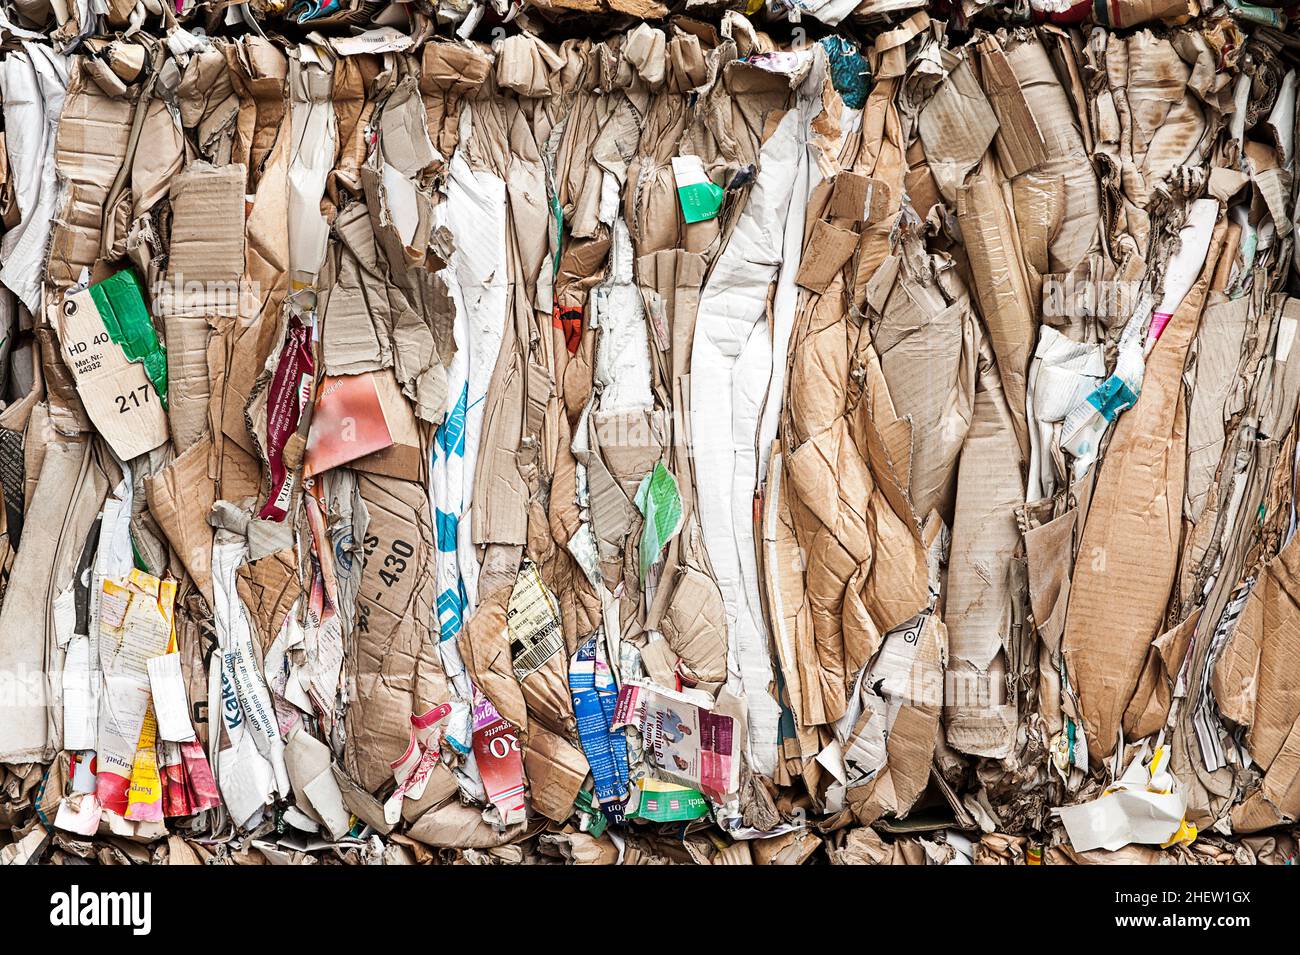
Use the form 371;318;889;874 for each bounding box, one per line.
0;5;1296;871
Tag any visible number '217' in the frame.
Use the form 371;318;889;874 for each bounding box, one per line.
115;384;152;414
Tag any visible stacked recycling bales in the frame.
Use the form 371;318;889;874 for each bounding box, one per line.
0;0;1298;865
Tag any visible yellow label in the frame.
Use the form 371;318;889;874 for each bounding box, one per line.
125;706;164;822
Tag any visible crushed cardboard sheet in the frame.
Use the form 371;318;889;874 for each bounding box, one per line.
0;0;1298;867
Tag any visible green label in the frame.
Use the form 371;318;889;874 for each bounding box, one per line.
87;270;168;410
